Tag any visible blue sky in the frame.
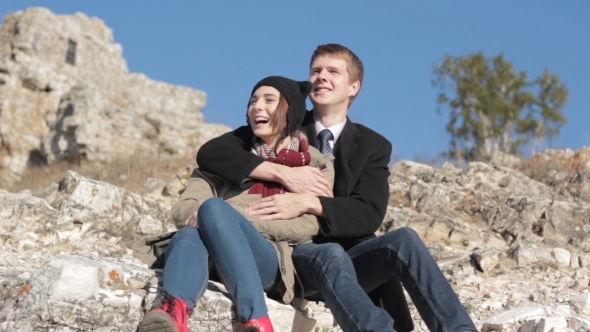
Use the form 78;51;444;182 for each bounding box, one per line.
2;1;589;161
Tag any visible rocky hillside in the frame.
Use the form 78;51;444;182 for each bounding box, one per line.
0;7;230;186
384;147;590;332
0;147;589;331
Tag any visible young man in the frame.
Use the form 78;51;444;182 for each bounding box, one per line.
197;44;477;332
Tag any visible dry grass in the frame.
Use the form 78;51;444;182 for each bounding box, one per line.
1;149;196;194
518;154;567;183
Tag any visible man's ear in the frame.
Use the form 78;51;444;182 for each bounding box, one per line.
349;80;361;98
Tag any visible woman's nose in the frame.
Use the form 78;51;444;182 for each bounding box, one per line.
254;100;265;110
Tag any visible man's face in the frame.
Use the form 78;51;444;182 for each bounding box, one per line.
309;55;359;111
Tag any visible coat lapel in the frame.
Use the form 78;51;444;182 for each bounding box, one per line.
301;111;318;147
333;118;359;196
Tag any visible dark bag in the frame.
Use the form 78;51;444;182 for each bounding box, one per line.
133;231;177;269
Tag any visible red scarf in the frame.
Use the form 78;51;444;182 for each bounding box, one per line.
248;136;311;197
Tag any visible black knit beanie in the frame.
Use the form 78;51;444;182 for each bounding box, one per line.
248;76;312;139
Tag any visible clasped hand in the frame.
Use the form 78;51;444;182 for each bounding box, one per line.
282;166;332;197
246;166;331;220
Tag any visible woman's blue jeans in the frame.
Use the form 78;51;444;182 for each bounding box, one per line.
162;198;280;322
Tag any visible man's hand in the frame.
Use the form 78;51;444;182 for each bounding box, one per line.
184;211;199;227
245;193;325;221
280;166;333;197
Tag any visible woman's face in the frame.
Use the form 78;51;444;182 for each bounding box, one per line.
248;86;282;146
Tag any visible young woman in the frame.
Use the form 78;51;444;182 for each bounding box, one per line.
137;76;334;332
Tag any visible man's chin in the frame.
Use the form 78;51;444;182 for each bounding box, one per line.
310;97;330;107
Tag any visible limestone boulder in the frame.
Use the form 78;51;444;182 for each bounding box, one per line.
0;7;230;185
50;170;172;234
7;253;154;331
140;163;198;206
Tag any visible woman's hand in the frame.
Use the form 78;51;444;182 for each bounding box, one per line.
184;211;199;228
280;166;333;197
245;193;326;220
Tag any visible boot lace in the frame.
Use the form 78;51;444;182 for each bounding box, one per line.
161;292;188;323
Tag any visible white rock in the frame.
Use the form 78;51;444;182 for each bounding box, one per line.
552;248;572;268
24;232;39;240
473;248;502;272
108;236;122;244
568;293;590;316
18;239;38;250
514;244;554;268
518;319;538;332
485;306;547;325
536;316;568;332
12;253;155;331
136;215;164;235
53;263;99;300
552;304;572;316
390;160;435;177
566;316;590;331
570;253;580;269
479;300;504;311
548;327;575;332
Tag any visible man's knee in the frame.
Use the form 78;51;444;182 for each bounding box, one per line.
294;244;353;291
318;243;348;260
298;243;350;269
382;227;422;245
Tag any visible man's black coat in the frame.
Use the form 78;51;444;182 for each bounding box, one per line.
197;110;413;331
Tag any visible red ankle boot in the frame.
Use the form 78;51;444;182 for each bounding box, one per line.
237;315;274;332
138;295;190;332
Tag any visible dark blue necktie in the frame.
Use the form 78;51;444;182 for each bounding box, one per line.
318;129;334;154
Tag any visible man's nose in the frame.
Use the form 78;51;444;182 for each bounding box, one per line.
316;69;328;81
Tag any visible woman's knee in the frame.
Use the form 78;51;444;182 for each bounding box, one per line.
166;227;203;257
173;226;200;243
197;197;240;238
198;197;227;217
197;198;230;227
